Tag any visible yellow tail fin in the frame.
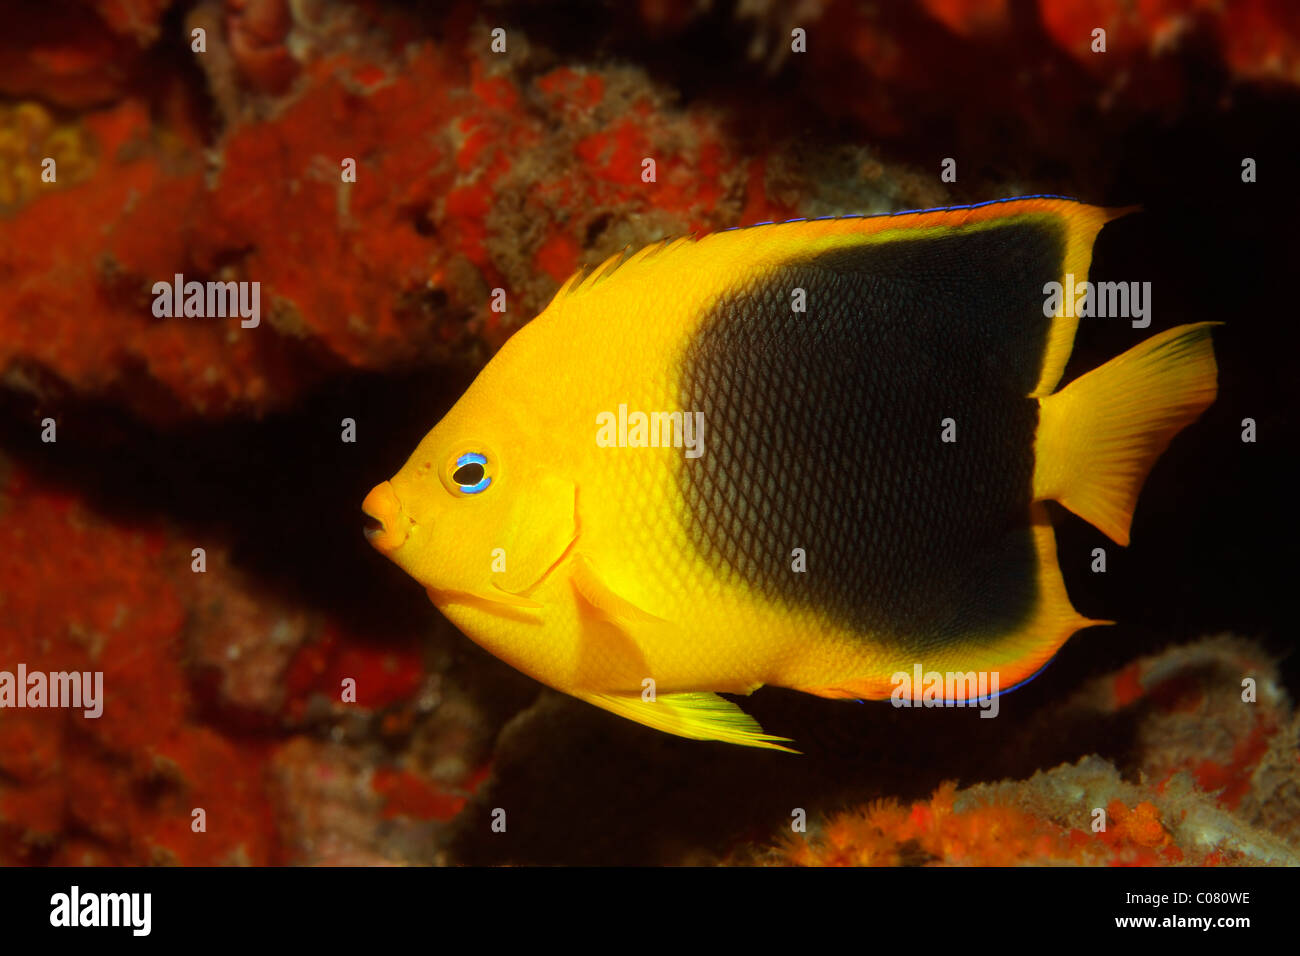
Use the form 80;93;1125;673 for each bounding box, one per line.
1033;322;1219;545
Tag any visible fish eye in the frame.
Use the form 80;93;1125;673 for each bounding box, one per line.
450;452;491;495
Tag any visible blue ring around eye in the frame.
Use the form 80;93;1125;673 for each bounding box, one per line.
454;452;491;494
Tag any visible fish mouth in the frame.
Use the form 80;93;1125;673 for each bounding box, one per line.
361;481;410;554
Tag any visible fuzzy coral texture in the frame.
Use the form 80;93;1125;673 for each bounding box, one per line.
5;0;1294;420
0;460;495;864
0;2;808;422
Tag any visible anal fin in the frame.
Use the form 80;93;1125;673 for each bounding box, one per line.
575;690;799;753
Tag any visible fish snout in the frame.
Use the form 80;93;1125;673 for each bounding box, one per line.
362;481;410;554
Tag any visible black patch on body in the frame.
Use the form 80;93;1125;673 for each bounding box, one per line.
677;219;1063;651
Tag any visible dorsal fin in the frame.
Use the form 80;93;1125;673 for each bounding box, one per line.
547;236;696;306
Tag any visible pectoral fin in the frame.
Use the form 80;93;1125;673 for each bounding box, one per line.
493;472;578;596
575;690;798;753
571;553;666;624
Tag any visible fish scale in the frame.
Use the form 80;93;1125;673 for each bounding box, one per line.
677;230;1048;646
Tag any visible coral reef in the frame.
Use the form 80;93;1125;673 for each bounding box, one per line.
0;1;809;423
10;0;1295;423
769;756;1297;867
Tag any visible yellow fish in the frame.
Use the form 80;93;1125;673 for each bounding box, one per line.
363;197;1218;752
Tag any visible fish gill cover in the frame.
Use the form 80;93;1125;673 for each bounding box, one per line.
0;0;1295;877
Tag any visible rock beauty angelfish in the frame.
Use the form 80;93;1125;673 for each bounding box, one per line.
362;197;1218;752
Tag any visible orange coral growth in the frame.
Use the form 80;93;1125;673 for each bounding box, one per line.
0;465;276;865
227;0;299;95
371;767;467;822
282;625;425;716
1192;721;1275;811
536;67;606;113
777;784;1210;866
1111;660;1144;708
535;231;582;284
0;1;149;108
0;452;499;864
1107;800;1170;850
779;782;1085;866
1040;0;1300;84
1;10;799;422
